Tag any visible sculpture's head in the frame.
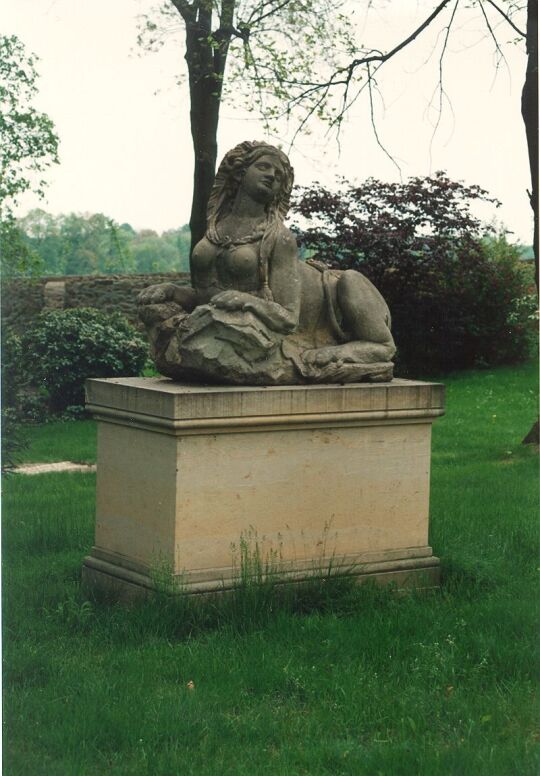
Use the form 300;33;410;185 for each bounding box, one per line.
206;142;295;301
206;141;294;229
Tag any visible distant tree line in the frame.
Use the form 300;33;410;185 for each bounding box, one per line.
17;209;191;276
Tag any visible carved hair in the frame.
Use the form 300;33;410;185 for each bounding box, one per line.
206;141;294;300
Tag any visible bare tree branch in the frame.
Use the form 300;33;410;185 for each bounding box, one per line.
287;84;333;149
366;63;403;177
345;0;453;74
241;38;274;133
428;0;459;169
336;62;380;118
478;1;510;76
483;0;526;36
251;2;455;98
259;0;459;165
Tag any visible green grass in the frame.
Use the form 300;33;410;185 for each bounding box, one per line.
19;418;97;464
3;361;539;775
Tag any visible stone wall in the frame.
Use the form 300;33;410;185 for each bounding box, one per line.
2;272;190;333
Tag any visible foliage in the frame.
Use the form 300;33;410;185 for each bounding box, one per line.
61;213;134;275
270;2;527;136
1;329;26;408
16;209;191;275
0;34;59;277
0;330;48;472
139;1;359;249
292;173;537;373
130;225;191;274
0;408;29;474
140;1;356;136
0;330;31;469
0;216;43;277
139;3;529;173
20;308;148;411
0;35;59;205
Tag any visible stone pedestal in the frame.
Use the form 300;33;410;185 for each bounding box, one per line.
82;377;444;599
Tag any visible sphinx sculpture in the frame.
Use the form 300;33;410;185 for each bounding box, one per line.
138;141;395;384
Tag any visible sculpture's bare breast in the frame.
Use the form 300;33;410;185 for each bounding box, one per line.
192;237;260;293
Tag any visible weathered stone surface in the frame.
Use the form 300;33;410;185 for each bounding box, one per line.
2;272;189;333
83;377;444;598
138;141;396;386
43;280;65;309
178;305;297;385
1;278;44;333
145;302;297;384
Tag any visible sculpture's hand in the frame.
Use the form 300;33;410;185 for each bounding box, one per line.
212;289;298;334
137;283;177;306
211;290;252;311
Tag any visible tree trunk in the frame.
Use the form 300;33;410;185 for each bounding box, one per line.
188;84;220;257
522;0;538;289
178;0;234;261
521;1;539;447
182;12;225;261
522;419;539;445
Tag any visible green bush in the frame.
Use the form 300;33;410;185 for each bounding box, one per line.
21;308;148;411
1;330;25;408
1;331;44;470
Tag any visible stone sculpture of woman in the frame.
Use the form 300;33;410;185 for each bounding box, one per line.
138;141;395;384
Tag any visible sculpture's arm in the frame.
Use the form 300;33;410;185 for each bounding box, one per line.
212;230;301;334
191;246;225;304
191;278;224;305
138;231;227;310
137;282;194;309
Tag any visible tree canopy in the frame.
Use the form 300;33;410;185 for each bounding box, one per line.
138;0;355;251
139;1;535;271
17;209;191;276
0;34;59;276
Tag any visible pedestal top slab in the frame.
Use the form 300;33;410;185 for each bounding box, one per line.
86;377;444;432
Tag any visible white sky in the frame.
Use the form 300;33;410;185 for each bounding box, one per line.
1;0;533;243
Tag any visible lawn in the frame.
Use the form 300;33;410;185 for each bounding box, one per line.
3;361;538;775
18;418;97;464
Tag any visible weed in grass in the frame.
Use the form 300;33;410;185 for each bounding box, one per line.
45;596;96;631
148;557;185;596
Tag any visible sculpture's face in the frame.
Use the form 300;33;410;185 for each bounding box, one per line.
241;154;285;204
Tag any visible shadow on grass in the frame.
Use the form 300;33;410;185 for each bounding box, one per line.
82;571;402;644
438;559;500;599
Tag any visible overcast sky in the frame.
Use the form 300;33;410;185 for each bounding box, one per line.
1;0;533;243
